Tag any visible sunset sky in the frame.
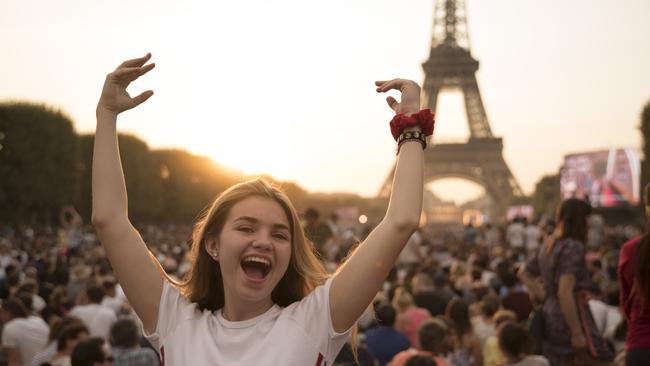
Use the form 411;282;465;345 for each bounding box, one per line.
2;0;649;203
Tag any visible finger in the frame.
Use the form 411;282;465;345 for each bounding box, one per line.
376;78;403;93
130;90;154;109
116;53;152;70
386;96;400;112
113;63;155;81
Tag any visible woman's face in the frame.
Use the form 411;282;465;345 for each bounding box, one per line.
215;196;292;306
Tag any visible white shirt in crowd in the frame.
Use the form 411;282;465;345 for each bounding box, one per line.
145;277;351;366
101;295;125;314
399;231;422;266
525;225;541;253
69;303;117;340
588;298;622;339
506;222;525;249
1;315;49;366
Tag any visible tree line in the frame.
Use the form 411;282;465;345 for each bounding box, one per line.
0;102;386;226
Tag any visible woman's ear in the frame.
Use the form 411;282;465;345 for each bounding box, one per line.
205;238;219;260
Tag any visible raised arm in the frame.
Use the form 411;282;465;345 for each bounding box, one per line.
91;53;163;333
330;79;425;332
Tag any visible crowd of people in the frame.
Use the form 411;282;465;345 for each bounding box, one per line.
2;55;647;366
0;197;642;365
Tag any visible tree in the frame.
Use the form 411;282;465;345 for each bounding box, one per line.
0;103;79;225
154;149;243;222
77;133;165;222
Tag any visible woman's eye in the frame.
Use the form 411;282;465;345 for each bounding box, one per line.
237;227;253;233
273;234;288;241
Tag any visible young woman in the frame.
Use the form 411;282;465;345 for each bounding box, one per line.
91;53;430;365
618;183;650;366
519;199;612;366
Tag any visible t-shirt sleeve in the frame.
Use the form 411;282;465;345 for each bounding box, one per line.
556;239;585;277
1;324;17;348
287;277;352;363
144;280;195;349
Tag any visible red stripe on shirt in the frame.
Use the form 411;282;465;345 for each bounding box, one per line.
315;352;324;366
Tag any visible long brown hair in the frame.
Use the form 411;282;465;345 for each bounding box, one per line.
546;198;592;255
632;183;650;310
154;179;328;311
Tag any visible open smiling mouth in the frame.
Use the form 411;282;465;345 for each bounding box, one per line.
240;257;272;281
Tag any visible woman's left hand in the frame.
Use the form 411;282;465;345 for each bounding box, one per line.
375;79;421;115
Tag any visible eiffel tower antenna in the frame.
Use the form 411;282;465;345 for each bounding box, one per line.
432;0;470;49
380;0;523;217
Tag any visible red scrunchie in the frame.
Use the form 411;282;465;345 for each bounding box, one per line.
389;109;435;141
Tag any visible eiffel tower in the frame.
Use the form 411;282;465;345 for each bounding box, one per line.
380;0;523;217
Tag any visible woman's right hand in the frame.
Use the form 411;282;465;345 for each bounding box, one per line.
97;53;155;115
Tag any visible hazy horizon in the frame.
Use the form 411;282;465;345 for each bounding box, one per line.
3;0;649;204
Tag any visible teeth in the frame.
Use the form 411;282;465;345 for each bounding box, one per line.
243;256;271;267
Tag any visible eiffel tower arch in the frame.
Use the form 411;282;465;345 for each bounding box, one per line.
380;0;523;218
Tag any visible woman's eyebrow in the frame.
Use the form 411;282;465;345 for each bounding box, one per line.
233;216;290;231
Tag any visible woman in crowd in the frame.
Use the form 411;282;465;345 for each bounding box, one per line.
618;182;650;366
393;287;432;347
91;53;433;365
445;298;483;366
519;199;613;365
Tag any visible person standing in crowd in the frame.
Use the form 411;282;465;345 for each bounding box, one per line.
0;297;49;366
59;206;84;254
30;317;85;366
303;208;333;259
506;217;525;258
483;310;518;366
445;298;483;366
497;321;550;366
399;230;424;269
70;338;113;366
49;323;90;366
91;53;430;365
365;303;411;366
618;182;650;366
100;278;125;314
499;271;532;323
524;218;541;259
471;293;499;345
109;319;160;366
389;319;452;366
519;198;613;366
69;284;116;340
393;288;432;348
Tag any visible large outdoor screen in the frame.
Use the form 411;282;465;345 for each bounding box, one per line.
560;148;641;207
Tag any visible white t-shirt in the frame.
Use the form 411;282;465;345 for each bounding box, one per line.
507;223;525;248
101;295;125;314
69;303;117;340
525;226;541;252
1;315;49;365
145;278;351;366
399;231;422;265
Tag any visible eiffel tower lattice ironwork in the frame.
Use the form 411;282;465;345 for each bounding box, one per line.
379;0;523;216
